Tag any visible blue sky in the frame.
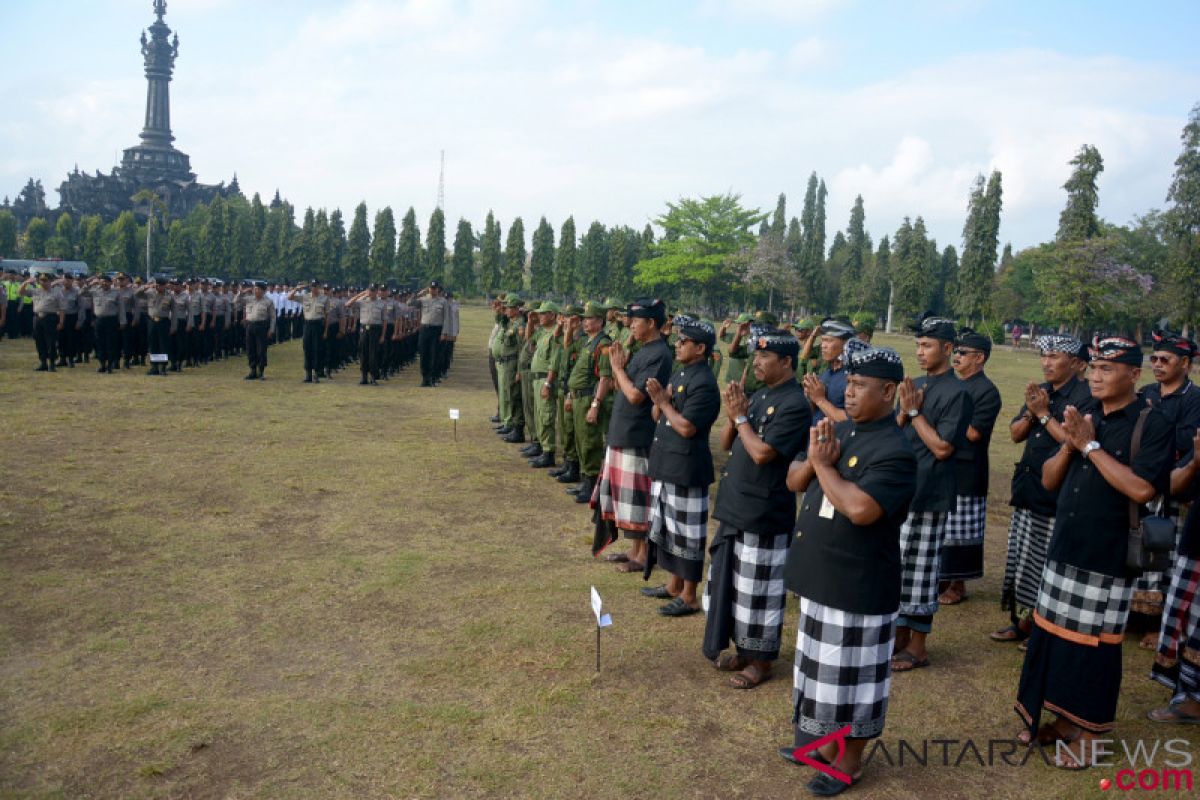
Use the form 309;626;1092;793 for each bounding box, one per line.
3;0;1197;252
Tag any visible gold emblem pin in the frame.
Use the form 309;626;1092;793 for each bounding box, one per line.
677;385;684;393
767;406;775;415
848;456;858;467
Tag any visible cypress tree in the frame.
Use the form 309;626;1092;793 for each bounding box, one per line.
451;218;475;293
530;216;555;294
1057;145;1104;241
502;217;526;292
368;206;396;284
479;212;502;294
396;207;420;287
554;216;576;296
346;202;370;286
425;208;446;287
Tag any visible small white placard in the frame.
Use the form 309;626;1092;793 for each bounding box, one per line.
590;586;613;627
449;408;460;420
150;353;168;363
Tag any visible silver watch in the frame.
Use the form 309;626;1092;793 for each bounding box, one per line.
735;415;749;426
1082;440;1102;459
1038;414;1051;426
906;408;920;418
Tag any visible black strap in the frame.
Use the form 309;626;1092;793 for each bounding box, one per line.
1128;406;1153;532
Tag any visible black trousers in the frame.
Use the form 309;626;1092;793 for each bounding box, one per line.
96;315;119;367
121;314;136;361
212;318;225;358
303;320;326;373
6;300;19;339
439;340;454;377
418;324;442;382
34;313;58;364
20;304;32;337
58;313;78;361
149;318;171;366
359;326;381;378
246;320;270;370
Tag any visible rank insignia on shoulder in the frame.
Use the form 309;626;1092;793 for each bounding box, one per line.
848;456;858;467
677;385;684;393
767;406;775;415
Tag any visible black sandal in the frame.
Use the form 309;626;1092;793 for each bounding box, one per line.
640;584;673;599
658;597;702;617
989;624;1029;643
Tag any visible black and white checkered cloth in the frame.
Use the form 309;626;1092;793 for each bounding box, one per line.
1036;559;1134;642
1132;512;1186;615
1034;334;1082;354
1153;554;1200;681
1001;509;1054;616
899;511;946;617
648;480;709;579
941;495;987;581
792;597;896;739
703;525;790;658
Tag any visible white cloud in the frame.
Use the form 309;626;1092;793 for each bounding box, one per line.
785;36;832;68
700;0;849;23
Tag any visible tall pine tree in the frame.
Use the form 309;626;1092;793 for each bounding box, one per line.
502;217;526;292
530;217;555;294
554;216;576;296
1165;103;1200;333
368;206;396;284
346;202;371;286
579;222;609;297
1057;145;1104;241
396;207;420;287
425;208;446;287
955;170;1003;324
451;218;475;292
480;212;502;294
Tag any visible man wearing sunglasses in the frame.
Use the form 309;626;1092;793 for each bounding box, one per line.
939;329;1003;607
1132;331;1200;648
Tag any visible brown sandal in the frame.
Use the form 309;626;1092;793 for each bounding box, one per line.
713;653;747;672
614;561;645;573
729;663;772;689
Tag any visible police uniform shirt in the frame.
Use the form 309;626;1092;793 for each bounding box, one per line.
1048;396;1173;578
647;360;721;488
445;301;460;337
200;291;215;317
954;371;1003;497
31;285;63;315
186;290;203;319
59;286;80;315
904;369;972;513
713;378;812;535
1141;379;1200;466
357;298;384;326
85;287;123;317
412;295;448;326
171;292;190;323
142;288;173;321
118;286;135;317
1009;375;1093;516
244;296;276;335
213;294;230;321
302;293;330;321
606;335;674;449
785;415;918;614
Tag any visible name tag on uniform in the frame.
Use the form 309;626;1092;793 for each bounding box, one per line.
819;495;836;519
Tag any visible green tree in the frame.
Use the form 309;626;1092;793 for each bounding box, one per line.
934;245;959;317
633;193;763;308
78;215;103;266
1036;235;1153;334
866;236;891;320
530;217;555;294
890;216;932;321
993;244;1045;325
640;223;655;261
202;195;227;275
107;212;139;274
479;212;502;294
294;207;318;280
451;218;476;292
956;170;1003;324
49;212;76;259
23;217;50;258
165;219;196;276
608;226;634;300
578;222;609;298
395;207;420;287
554;216;576;296
256;209;283;281
328;209;347;284
1164;102;1200;333
769;192;787;240
502;217;526;292
346;202;370;286
368;206;396;284
0;210;16;257
1057;145;1104;241
425;208;446;287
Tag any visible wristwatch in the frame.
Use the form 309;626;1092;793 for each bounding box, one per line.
906;408;920;419
1081;440;1102;460
590;399;600;408
1038;414;1051;426
735;415;749;426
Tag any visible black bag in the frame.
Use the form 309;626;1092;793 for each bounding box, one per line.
1126;407;1175;575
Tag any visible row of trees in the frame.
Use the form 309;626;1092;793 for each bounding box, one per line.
4;103;1197;334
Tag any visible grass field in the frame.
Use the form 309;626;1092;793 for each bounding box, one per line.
1;307;1194;799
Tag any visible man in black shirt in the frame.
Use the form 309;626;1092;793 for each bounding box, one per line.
939;327;1003;606
702;328;812;690
993;335;1093;646
891;313;971;673
1015;335;1173;768
591;299;674;572
781;345;916;793
641;317;721;615
1132;331;1200;646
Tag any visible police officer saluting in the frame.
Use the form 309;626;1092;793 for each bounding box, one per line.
409;279;449;387
238;280;276;380
289;279;333;384
20;272;64;371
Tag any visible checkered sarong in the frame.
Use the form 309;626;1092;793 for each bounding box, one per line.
1001;509;1054;617
1153;554;1200;691
792;597;896;739
898;511;946;617
590;446;652;532
1035;559;1134;646
648;481;709;581
940;494;987;581
702;524;790;658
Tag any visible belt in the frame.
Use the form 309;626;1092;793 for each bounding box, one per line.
530;372;548;380
569;386;596;398
500;355;517;363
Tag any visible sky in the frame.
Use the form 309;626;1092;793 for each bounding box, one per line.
2;0;1197;252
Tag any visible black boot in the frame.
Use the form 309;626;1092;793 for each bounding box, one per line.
495;425;513;436
147;365;159;375
97;365;107;373
489;414;501;424
530;452;556;468
304;371;313;383
520;443;542;458
548;460;569;478
502;427;525;444
574;475;596;503
555;460;580;484
35;362;48;372
245;369;257;380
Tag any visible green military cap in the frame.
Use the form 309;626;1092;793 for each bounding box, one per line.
583;301;607;318
853;314;876;335
504;295;525;308
563;303;585;316
794;317;815;331
603;297;623;309
536;300;562;313
734;312;754;324
754;310;780;326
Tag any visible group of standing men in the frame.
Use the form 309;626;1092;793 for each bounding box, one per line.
486;297;1200;789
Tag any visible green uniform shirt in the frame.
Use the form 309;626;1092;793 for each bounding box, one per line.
531;326;560;373
501;317;522;358
518;324;538;371
567;332;612;391
489;317;507;359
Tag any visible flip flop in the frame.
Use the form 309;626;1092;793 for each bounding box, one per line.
615;561;645;573
990;624;1028;642
729;663;772;689
1147;705;1200;724
890;651;930;672
658;597;702;617
806;771;861;796
713;653;747;672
